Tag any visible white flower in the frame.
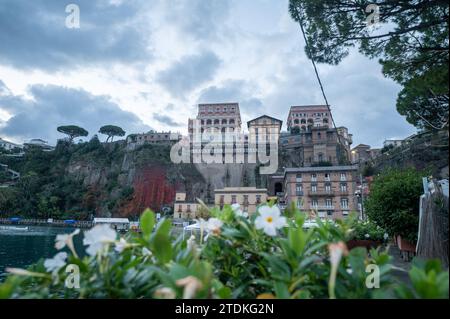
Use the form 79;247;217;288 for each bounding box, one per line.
254;205;287;236
383;233;389;240
55;229;80;257
365;233;370;238
206;218;223;236
187;235;196;251
114;238;128;253
83;224;117;256
176;276;203;299
142;247;152;256
231;203;249;218
44;252;68;273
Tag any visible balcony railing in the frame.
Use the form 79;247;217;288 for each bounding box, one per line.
310;205;334;210
309;191;335;196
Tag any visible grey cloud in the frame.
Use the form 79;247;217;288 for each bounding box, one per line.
157;51;221;97
163;0;231;40
0;82;151;143
152;113;183;127
0;0;153;71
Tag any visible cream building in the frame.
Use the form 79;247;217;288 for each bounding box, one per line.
247;115;283;144
173;193;199;219
214;187;268;214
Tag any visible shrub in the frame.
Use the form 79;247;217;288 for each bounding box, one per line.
365;168;425;242
0;205;447;299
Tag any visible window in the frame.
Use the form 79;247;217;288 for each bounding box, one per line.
311;173;317;182
231;195;237;204
311;184;317;193
325;198;333;208
341;198;349;209
325;184;331;193
324;173;331;181
243;195;249;205
296;173;302;182
340;173;347;181
296;184;303;195
311;199;318;208
340;183;347;193
220;195;225;204
256;195;262;204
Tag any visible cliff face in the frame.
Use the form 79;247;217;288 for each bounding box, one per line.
372;130;449;178
1;138;299;218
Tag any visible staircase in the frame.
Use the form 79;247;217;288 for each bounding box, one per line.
0;163;20;186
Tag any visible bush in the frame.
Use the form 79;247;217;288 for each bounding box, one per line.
1;204;447;299
365;168;424;242
348;218;388;242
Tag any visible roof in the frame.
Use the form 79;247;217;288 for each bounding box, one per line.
352;144;371;149
284;165;358;176
247;115;283;128
93;218;130;223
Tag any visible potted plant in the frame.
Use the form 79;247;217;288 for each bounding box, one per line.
347;219;388;250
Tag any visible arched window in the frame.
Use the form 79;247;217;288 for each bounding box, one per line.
301;119;306;124
229;119;235;124
214;119;220;125
307;119;313;124
206;119;212;125
201;120;205;125
294;119;299;124
323;118;329;124
222;119;227;124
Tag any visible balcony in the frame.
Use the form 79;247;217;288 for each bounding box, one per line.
309;191;335;196
310;205;334;210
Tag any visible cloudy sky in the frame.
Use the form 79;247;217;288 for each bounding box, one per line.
0;0;416;147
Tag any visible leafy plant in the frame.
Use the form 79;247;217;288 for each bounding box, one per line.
365;168;425;242
0;205;447;299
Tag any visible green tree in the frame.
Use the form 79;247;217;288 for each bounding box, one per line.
99;125;126;142
365;168;425;242
289;0;449;129
57;125;89;143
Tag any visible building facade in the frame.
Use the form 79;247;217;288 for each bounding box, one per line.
247;115;282;143
0;138;22;151
280;106;352;166
351;144;381;164
23;139;54;151
214;187;268;214
127;131;182;145
188;103;242;136
283;165;359;220
173;193;199;219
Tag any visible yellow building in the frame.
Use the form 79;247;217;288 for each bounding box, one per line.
214;187;268;214
173;192;199;219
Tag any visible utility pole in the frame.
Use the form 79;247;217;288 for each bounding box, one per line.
360;173;365;220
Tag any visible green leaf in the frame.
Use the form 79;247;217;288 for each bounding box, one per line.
140;209;155;239
274;281;290;299
153;233;173;264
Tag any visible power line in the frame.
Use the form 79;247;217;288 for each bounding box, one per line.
293;5;349;159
